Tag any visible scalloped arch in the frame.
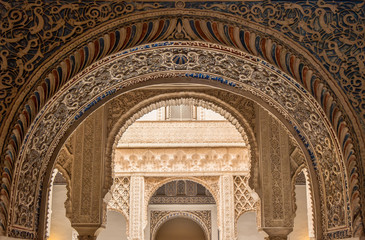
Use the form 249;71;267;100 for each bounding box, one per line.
107;93;257;189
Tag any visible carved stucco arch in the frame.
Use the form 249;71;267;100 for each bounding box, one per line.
2;12;364;237
2;5;363;162
3;42;357;239
107;92;257;188
145;177;219;215
144;176;220;236
291;164;316;237
151;211;211;240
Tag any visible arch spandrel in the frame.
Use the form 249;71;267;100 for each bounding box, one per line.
3;42;357;238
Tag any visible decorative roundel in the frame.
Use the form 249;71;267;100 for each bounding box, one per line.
173;54;189;65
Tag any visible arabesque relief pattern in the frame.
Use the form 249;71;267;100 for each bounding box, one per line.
107;92;257;194
5;44;358;238
1;8;363;236
233;176;259;221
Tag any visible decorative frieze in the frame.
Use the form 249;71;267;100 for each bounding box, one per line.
114;147;250;175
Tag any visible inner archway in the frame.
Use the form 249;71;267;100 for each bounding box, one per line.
155;218;206;240
47;87;318;240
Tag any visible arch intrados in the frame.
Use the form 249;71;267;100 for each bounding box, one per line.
30;72;328;239
152;213;209;240
107;208;128;223
11;42;347;238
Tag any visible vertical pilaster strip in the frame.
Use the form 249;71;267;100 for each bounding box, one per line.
69;107;106;238
129;176;145;240
220;174;235;240
258;108;294;239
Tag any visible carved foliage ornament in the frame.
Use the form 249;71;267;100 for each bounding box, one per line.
0;1;363;131
6;43;357;239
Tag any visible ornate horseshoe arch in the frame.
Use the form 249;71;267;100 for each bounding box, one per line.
2;41;361;239
1;4;364;238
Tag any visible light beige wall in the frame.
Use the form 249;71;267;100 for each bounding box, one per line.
48;185;127;240
97;211;127;240
48;185;73;240
237;211;265;240
237;185;309;240
289;185;309;240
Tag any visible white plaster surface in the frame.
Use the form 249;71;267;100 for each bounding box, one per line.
97;211;127;240
289;185;309;240
236;211;265;240
48;185;73;240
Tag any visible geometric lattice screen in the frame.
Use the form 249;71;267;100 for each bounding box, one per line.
233;176;258;221
107;177;130;219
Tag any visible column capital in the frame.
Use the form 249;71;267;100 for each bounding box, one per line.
72;224;103;240
261;227;293;240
